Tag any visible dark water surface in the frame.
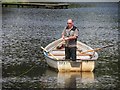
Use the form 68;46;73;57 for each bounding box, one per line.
2;2;119;89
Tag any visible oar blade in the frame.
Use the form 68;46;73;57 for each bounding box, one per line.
102;44;114;49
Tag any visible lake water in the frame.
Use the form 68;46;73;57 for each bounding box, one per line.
2;2;119;89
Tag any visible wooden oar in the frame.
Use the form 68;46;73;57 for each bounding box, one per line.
80;44;114;54
41;46;59;60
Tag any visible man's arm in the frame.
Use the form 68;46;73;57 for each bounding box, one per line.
66;35;77;40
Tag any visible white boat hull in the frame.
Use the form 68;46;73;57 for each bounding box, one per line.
43;38;98;72
45;56;95;72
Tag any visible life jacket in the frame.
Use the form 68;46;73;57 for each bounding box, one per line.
66;26;78;42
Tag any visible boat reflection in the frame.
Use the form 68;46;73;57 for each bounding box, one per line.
57;71;94;88
45;69;94;88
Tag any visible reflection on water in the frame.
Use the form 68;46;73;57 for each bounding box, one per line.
57;71;94;88
45;69;95;88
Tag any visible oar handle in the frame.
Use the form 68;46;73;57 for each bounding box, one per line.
81;48;100;54
41;46;59;60
41;46;48;52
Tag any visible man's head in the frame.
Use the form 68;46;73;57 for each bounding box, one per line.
67;19;74;28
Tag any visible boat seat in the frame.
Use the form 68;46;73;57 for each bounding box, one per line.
48;55;91;60
49;50;92;56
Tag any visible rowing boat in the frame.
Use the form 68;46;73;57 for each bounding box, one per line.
42;38;98;72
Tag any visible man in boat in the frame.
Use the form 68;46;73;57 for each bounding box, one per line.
61;19;79;61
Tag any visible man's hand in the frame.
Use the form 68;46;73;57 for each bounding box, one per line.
62;36;66;41
62;35;69;41
62;36;76;41
64;37;69;40
62;37;68;41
